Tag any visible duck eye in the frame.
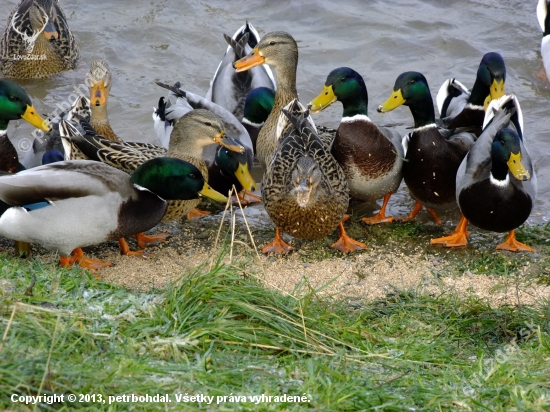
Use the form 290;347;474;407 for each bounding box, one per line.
341;77;346;82
204;121;212;126
189;173;197;179
409;80;416;85
269;41;276;46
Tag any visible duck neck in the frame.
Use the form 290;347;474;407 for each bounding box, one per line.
341;92;369;118
468;77;489;107
409;98;436;129
0;119;9;131
272;60;298;109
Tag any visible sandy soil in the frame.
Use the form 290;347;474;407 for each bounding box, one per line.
2;199;547;309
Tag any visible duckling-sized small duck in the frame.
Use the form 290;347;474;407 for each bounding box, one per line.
242;86;275;153
206;22;276;121
309;67;404;224
0;157;226;270
262;101;366;254
433;95;536;251
63;109;243;242
538;0;550;80
0;0;79;78
86;59;121;142
436;52;506;136
377;71;476;226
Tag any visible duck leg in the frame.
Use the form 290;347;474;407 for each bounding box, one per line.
331;215;367;253
362;193;394;224
60;248;112;272
187;208;211;220
132;232;170;248
496;230;535;252
118;238;148;257
262;227;295;254
431;214;469;247
15;241;31;258
426;208;443;225
398;200;423;222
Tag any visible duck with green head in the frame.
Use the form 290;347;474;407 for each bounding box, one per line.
0;80;51;257
441;95;536;252
377;71;475;244
241;86;275;153
436;52;506;136
0;157;227;271
309;67;404;225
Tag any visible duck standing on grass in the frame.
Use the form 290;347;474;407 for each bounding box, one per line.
436;95;537;252
309;67;404;225
0;0;79;78
0;158;227;271
377;71;476;243
261;102;366;254
0;80;51;257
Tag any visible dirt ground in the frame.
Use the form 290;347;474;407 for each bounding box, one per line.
2;197;547;309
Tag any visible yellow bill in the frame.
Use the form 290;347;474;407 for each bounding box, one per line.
234;162;257;192
309;85;337;114
377;89;406;113
90;81;107;106
200;182;228;203
21;105;51;132
507;152;530;181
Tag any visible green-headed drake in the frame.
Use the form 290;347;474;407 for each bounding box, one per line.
436;52;506;136
261;100;366;255
435;95;536;251
0;157;226;271
0;0;79;78
309;67;404;224
377;71;475;233
242;86;275;153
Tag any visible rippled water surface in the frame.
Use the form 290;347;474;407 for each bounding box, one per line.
3;0;549;224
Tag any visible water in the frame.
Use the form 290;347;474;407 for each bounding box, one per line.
3;0;549;224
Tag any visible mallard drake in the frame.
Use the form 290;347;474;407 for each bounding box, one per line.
205;22;276;121
309;67;404;224
538;0;550;80
261;100;366;254
0;0;79;78
86;59;121;142
154;82;257;203
242;86;275;153
62;109;243;244
0;80;51;256
0;157;226;270
377;71;476;227
234;31;301;168
436;52;506;136
433;95;536;251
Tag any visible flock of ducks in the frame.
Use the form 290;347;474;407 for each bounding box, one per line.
0;0;547;271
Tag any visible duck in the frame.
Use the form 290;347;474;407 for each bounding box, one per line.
154;82;258;204
434;95;536;251
205;22;276;121
242;86;275;153
538;0;550;80
0;157;227;271
436;52;506;136
261;100;366;254
0;0;79;78
86;59;122;142
62;109;244;245
234;31;302;168
309;67;404;224
0;80;51;257
377;71;476;230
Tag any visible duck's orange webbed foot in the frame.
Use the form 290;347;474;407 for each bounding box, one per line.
60;248;112;278
262;227;295;255
331;215;367;254
361;193;394;225
187;208;211;220
132;232;169;248
496;230;535;253
431;215;469;248
235;190;262;206
119;238;150;258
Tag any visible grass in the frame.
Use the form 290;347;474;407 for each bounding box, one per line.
1;235;550;411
